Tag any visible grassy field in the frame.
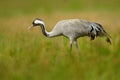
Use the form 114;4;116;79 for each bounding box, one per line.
0;12;120;80
0;0;120;80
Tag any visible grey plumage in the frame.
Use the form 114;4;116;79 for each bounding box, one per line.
28;18;111;51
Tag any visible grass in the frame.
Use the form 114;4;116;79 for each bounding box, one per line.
0;12;120;80
0;0;120;17
0;0;120;80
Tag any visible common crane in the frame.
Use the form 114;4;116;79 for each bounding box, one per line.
28;18;111;51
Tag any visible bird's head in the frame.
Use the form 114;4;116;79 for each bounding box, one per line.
28;18;45;29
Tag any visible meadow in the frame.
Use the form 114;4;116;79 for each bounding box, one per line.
0;0;120;80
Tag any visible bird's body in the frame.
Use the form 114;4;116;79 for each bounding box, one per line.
28;18;111;51
49;19;90;37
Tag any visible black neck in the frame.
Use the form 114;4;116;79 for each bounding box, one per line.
40;24;48;37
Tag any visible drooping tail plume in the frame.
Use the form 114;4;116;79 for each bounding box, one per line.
96;23;112;44
105;32;112;44
106;37;112;44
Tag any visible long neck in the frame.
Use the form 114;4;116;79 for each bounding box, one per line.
39;24;50;37
39;23;61;38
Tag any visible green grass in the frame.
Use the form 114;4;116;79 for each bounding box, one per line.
0;0;120;80
0;12;120;80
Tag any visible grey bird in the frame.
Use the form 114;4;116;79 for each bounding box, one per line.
28;18;111;51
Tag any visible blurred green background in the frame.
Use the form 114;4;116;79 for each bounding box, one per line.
0;0;120;17
0;0;120;80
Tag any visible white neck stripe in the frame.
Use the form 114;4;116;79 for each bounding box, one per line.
35;20;45;26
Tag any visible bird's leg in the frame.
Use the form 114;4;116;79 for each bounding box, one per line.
69;38;74;54
70;41;73;53
75;41;78;48
74;40;80;55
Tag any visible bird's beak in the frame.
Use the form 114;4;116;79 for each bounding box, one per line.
27;25;34;30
